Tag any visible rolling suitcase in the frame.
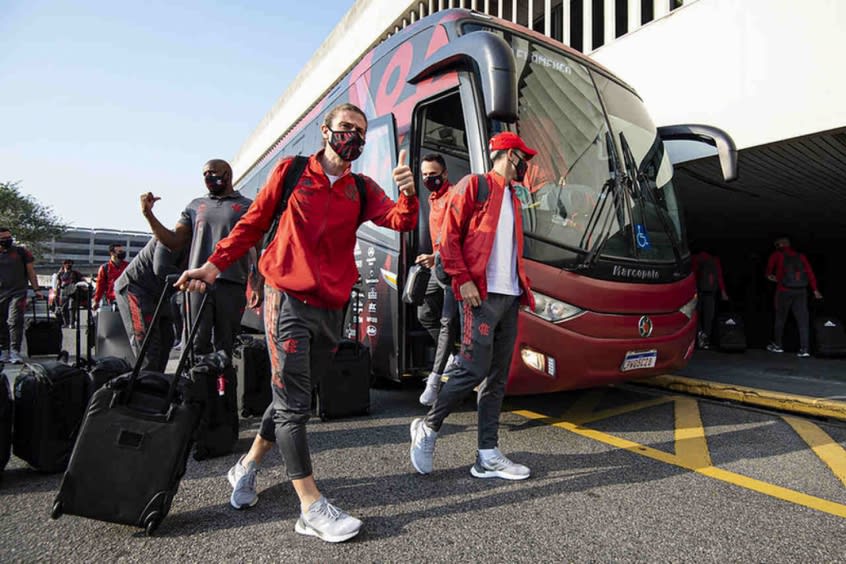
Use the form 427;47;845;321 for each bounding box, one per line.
716;312;747;352
24;295;62;357
314;287;371;421
813;315;846;357
95;305;136;366
1;367;11;473
12;360;88;473
51;279;207;536
233;336;272;417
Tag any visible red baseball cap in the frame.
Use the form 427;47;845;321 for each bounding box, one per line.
488;131;537;160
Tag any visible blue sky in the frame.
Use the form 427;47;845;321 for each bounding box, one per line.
0;0;356;232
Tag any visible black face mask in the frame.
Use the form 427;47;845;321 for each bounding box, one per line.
204;173;227;194
511;156;528;183
0;238;12;249
328;129;365;162
116;251;127;260
423;175;443;192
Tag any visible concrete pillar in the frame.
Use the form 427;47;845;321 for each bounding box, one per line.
653;0;669;19
562;0;571;45
583;0;592;52
484;0;490;15
528;0;534;29
545;0;552;36
628;0;641;33
512;0;518;23
604;0;616;41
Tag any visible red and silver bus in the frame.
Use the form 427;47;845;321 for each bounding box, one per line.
237;8;737;395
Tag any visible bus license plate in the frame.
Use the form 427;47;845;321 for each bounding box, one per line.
621;350;657;372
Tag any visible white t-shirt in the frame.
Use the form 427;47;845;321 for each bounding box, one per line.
485;185;520;296
326;173;340;185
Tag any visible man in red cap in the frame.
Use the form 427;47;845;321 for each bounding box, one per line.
410;131;536;480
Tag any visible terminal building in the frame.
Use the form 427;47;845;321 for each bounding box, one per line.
231;0;844;352
38;227;151;277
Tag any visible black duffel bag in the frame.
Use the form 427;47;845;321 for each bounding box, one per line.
402;264;431;305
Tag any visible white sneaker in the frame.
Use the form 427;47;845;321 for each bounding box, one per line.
295;497;361;543
410;418;437;474
471;447;530;481
418;373;440;406
766;343;784;353
0;350;9;363
8;350;23;364
227;456;258;509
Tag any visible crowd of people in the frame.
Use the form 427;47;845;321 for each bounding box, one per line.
0;102;833;544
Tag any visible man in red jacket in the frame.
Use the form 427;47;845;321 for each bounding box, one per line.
176;103;418;543
92;243;129;310
765;236;822;357
691;249;729;349
410;131;536;481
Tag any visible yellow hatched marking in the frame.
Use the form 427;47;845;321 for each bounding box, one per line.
512;408;846;519
783;416;846;488
673;398;712;469
566;394;674;426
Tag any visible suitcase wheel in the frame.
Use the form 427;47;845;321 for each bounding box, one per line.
144;512;161;536
51;501;63;520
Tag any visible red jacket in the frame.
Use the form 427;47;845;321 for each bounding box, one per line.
440;172;534;308
428;180;452;252
209;152;419;309
766;247;818;293
93;259;128;304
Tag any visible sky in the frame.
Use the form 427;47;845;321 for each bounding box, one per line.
0;0;356;233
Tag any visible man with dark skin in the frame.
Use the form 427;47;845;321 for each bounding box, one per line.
0;227;42;363
176;103;418;543
140;159;259;359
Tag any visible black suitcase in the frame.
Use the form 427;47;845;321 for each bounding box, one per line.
814;315;846;357
314;287;371;420
233;336;272;417
51;279;208;536
12;360;89;473
25;296;62;357
191;358;239;460
95;306;135;365
716;312;747;352
1;367;11;473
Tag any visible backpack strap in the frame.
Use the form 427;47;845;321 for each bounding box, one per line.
351;173;368;224
262;155;309;249
475;173;489;204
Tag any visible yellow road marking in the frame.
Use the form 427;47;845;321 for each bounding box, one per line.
783;416;846;488
674;398;712;469
512;408;846;519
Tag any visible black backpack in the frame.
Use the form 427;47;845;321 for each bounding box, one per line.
696;255;719;293
262;155;368;249
433;174;490;288
781;252;808;289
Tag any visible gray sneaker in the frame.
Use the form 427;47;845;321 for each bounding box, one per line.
471;448;530;481
8;350;23;364
410;417;437;474
0;350;9;363
418;373;440;407
227;456;258;509
295;497;361;543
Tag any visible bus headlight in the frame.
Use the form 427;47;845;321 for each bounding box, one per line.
526;292;584;323
679;294;698;319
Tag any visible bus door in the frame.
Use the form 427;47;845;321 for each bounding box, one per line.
348;114;404;382
402;82;489;378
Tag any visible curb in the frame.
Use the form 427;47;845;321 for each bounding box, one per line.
636;374;846;422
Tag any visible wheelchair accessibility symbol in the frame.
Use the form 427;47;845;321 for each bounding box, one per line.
635;224;651;249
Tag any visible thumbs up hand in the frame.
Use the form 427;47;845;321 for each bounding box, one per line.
393;149;416;197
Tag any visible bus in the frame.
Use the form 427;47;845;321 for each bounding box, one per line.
236;8;737;395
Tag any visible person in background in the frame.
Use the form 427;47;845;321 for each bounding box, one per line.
414;153;457;406
765;236;822;357
409;131;536;481
176;102;418;543
54;259;83;328
92;243;129;311
691;248;729;349
0;227;42;363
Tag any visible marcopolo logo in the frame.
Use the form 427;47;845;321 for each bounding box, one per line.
638;315;653;338
612;265;660;281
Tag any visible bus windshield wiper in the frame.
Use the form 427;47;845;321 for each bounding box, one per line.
618;131;683;272
578;132;628;270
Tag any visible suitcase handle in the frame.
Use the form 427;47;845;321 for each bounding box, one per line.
124;274;211;411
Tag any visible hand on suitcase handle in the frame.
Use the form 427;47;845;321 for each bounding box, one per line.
173;262;220;293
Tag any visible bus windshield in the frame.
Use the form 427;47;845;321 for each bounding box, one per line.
478;29;687;266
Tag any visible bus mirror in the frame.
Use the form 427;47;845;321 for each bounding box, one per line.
657;124;738;182
408;31;518;123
